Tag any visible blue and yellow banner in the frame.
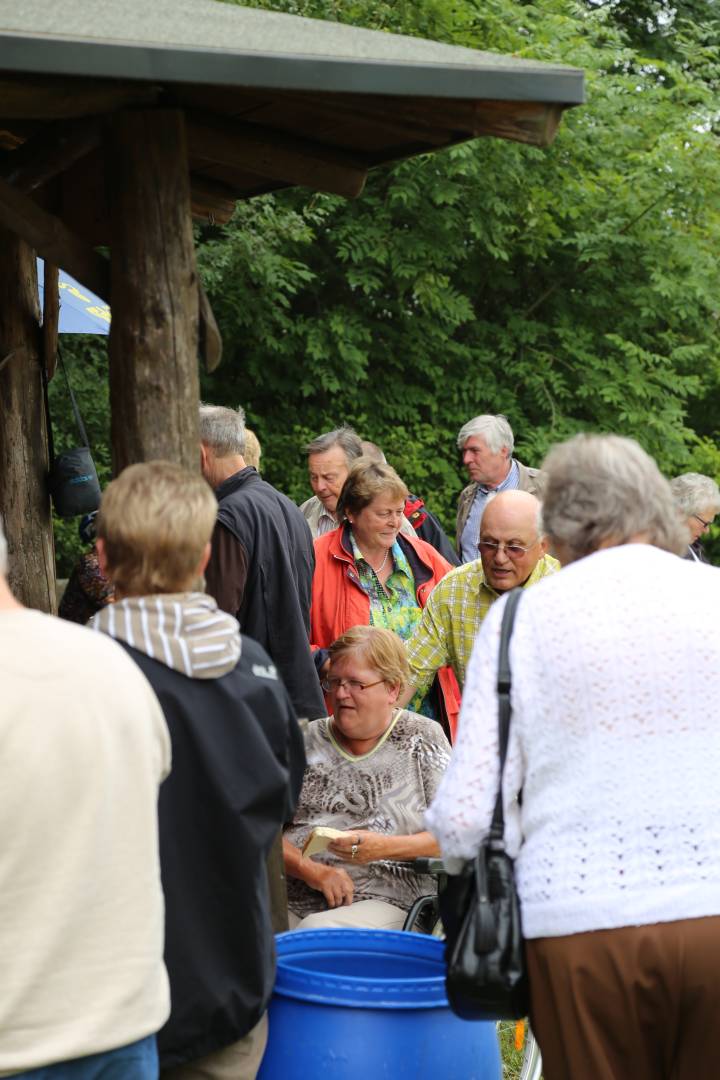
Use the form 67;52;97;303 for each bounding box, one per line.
37;259;110;335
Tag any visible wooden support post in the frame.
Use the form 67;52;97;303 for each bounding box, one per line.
42;262;59;381
107;110;200;473
0;229;56;611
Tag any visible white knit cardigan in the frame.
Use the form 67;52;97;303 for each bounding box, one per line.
426;545;720;939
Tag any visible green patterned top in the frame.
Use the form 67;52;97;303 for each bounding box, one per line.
350;533;434;718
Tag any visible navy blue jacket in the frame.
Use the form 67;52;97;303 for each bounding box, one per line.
121;636;306;1069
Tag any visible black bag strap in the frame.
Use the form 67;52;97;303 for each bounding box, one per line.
41;359;56;466
488;587;523;843
57;347;91;448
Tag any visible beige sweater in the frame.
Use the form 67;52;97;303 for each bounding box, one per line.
0;609;171;1074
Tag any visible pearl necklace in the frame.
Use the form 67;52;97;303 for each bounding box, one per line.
369;549;389;575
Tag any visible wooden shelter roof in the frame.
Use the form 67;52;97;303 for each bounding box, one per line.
0;0;584;225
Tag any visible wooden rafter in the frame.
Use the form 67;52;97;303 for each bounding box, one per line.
189;174;240;225
186;113;369;198
0;175;109;301
2;118;102;192
0;74;160;120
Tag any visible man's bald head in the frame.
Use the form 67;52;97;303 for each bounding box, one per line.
478;490;547;592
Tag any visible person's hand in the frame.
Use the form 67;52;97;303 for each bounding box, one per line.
308;863;355;908
328;830;389;865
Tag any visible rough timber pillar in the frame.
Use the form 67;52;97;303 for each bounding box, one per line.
107;110;200;473
0;229;56;610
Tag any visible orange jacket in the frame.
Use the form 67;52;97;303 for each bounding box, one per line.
310;524;462;740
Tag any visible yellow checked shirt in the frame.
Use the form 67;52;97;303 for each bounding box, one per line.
405;554;559;695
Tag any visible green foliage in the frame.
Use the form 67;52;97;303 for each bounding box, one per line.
49;340;111;576
57;0;720;568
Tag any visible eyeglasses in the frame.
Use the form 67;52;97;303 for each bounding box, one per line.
321;677;385;694
478;539;539;559
693;514;713;529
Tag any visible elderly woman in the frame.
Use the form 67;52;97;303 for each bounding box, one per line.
427;434;720;1080
311;457;460;737
284;625;450;931
669;471;719;562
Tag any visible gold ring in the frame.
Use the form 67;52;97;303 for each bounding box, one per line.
351;843;358;859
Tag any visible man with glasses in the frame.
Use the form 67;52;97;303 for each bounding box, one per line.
401;491;558;718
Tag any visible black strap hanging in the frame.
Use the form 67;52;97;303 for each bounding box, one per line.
44;345;102;518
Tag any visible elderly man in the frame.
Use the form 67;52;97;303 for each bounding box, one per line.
300;426;365;537
456;414;544;563
200;403;325;720
401;491;558;721
0;515;170;1077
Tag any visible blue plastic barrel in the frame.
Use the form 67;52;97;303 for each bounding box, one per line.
257;929;501;1079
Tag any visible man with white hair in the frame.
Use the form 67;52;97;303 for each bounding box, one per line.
200;403;325;721
401;491;558;732
456;413;544;563
0;516;171;1077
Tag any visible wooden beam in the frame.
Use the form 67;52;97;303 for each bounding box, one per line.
470;102;565;147
60;149;110;248
0;229;56;612
42;262;59;381
190;174;238;225
186;114;368;198
107;109;200;473
0;74;160;120
285;90;565;149
2;118;102;192
0;174;109;301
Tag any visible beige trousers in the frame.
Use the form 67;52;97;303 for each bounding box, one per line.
288;898;407;931
161;1013;268;1080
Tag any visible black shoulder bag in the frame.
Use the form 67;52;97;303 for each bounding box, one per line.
441;586;529;1021
43;349;102;518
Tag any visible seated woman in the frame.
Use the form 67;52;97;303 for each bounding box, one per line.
283;625;451;931
311;457;461;738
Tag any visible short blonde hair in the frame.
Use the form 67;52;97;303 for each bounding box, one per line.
329;625;410;689
97;461;217;595
244;428;262;470
336;458;408;521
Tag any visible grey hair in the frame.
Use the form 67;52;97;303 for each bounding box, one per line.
360;440;387;464
669;473;720;517
304;426;364;464
456;414;514;454
541;434;687;559
0;513;7;576
199;403;246;457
